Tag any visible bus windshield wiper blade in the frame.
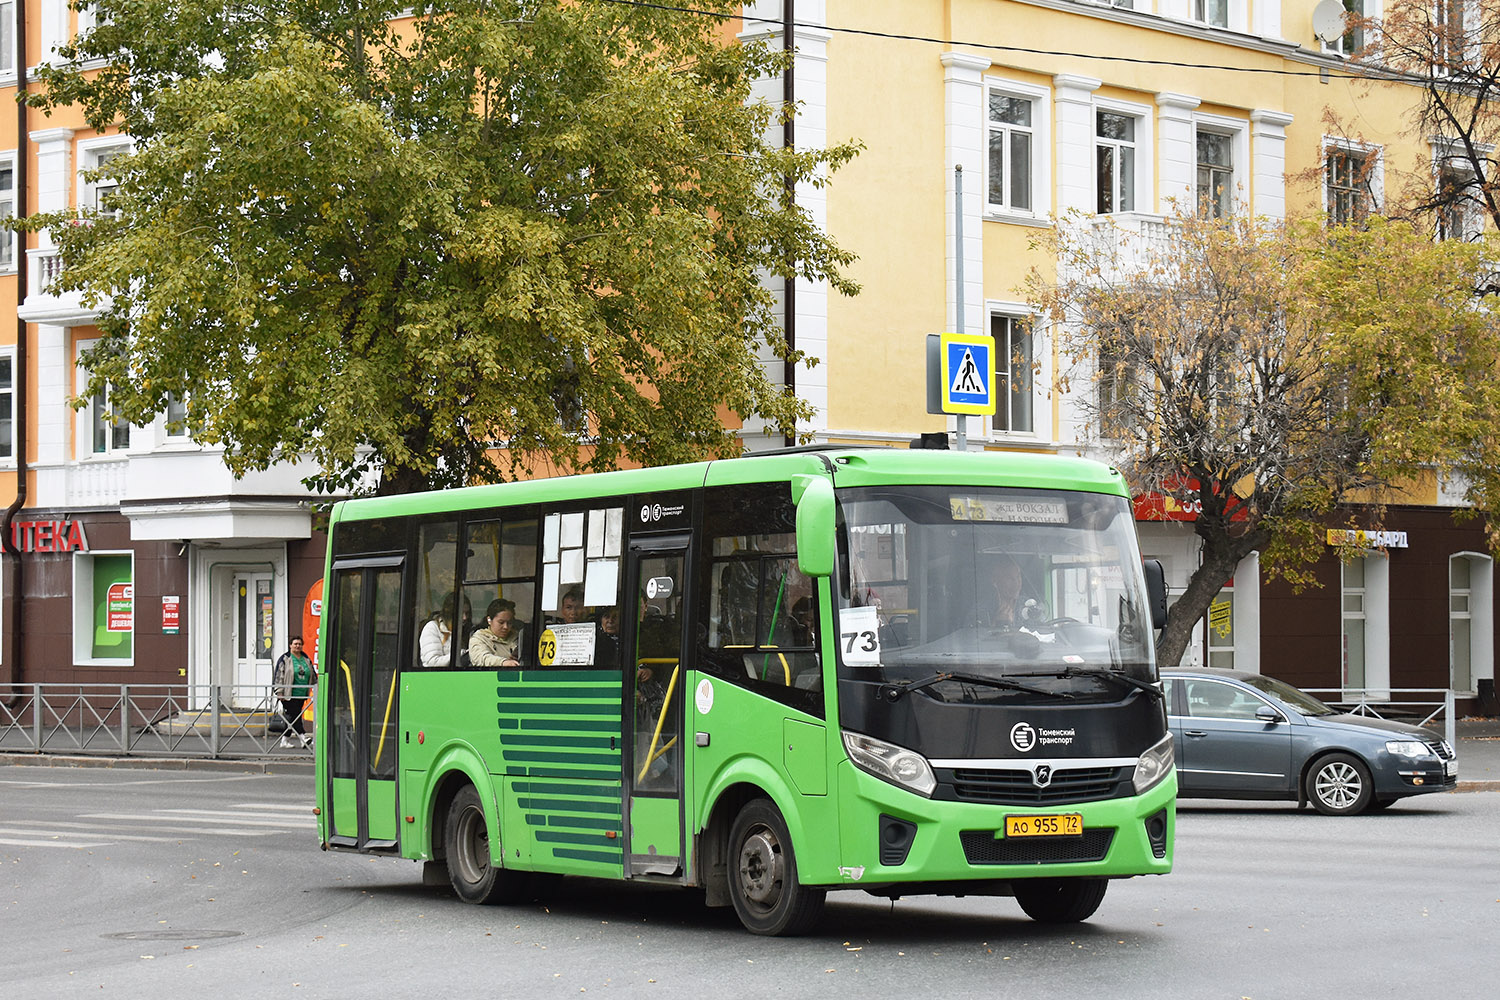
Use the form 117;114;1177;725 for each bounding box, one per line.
1015;666;1163;701
882;671;1075;702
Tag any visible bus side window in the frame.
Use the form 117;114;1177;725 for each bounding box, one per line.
413;520;461;669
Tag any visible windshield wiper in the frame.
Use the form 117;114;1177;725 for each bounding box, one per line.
1014;665;1163;702
881;671;1076;702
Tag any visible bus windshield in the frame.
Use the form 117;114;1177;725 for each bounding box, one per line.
836;485;1155;687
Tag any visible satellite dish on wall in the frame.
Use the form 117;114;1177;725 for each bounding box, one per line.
1312;0;1348;44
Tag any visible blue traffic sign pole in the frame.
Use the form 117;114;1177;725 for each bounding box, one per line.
954;164;966;451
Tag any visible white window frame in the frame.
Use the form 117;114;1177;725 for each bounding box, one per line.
1193;0;1230;28
1320;0;1370;58
1323;137;1383;225
1432;140;1488;242
987;305;1037;439
1450;553;1494;697
1095;98;1154;215
0;345;14;465
0;149;15;272
1341;552;1390;697
983;78;1052;224
73;550;136;667
1194;114;1249;218
0;0;15;79
76;338;132;459
76;134;134;218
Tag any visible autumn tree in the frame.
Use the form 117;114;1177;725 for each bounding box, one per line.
1030;211;1500;666
1349;2;1500;240
21;1;858;495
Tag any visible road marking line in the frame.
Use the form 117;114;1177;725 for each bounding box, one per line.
0;824;190;843
83;812;312;828
0;836;110;849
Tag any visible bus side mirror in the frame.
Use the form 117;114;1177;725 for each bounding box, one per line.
793;475;836;578
1143;559;1168;630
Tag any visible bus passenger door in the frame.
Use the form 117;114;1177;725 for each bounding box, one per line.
625;537;688;877
325;558;404;851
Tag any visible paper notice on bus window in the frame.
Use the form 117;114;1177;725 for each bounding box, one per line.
838;606;882;666
548;622;596;666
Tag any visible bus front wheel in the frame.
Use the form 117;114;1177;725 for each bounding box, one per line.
1013;877;1108;923
445;785;525;905
727;799;825;936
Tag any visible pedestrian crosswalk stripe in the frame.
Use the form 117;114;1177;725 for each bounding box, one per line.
0;836;110;849
84;811;314;828
0;823;191;843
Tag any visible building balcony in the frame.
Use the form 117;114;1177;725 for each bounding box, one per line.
1085;212;1177;278
18;247;106;327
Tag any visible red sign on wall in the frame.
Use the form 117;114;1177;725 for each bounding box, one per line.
162;595;181;634
11;519;90;553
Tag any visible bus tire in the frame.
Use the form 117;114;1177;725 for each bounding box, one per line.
1013;877;1108;923
727;799;825;936
445;784;525;905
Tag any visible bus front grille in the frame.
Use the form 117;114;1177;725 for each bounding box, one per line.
959;828;1115;865
942;766;1131;805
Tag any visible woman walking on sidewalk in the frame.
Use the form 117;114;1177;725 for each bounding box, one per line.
273;637;315;748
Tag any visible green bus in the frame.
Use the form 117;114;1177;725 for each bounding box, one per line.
314;447;1175;935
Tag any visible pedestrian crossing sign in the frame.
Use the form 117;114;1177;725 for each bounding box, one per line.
940;332;996;415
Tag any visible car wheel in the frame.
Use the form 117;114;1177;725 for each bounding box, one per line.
727;799;826;935
1013;877;1109;923
1306;753;1373;816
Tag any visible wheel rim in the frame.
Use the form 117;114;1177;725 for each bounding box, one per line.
1315;761;1363;810
453;804;490;885
736;825;785;909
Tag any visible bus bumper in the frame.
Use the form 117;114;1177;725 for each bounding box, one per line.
822;760;1176;891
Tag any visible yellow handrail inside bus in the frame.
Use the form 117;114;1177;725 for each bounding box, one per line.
339;659;355;728
638;663;680;783
373;669;397;771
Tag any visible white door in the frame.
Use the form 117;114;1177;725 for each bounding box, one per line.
232;573;276;702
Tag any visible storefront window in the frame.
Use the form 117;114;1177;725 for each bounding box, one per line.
74;552;134;663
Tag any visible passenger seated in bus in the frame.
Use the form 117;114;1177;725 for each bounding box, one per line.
419;593;468;667
469;598;522;667
596;605;622;667
550;586;587;625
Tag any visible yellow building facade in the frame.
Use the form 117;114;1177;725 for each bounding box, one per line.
0;2;1493;709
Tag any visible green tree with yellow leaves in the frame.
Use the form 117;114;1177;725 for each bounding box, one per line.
21;1;858;494
1031;211;1500;666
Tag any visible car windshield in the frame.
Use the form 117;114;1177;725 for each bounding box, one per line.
835;485;1156;690
1240;674;1336;716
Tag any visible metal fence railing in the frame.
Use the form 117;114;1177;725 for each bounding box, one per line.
1305;687;1456;749
0;684;314;759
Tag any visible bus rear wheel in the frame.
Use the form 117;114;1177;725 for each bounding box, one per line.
445;785;525;905
1013;877;1108;923
727;799;825;936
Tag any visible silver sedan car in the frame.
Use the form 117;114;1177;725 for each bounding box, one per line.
1161;668;1458;815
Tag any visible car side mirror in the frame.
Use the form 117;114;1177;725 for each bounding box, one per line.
1142;559;1168;630
1256;705;1284;724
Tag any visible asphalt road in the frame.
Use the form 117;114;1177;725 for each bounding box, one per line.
4;765;1498;999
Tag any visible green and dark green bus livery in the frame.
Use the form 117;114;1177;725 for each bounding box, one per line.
315;448;1176;934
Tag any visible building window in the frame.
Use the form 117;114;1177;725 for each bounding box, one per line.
1436;160;1481;241
1193;0;1229;28
1096;333;1139;438
987;92;1036;214
1341;556;1366;689
165;392;190;438
1096;111;1136;214
0;154;14;270
1207;586;1235;668
1327;146;1375;225
74;552;134;664
1451;556;1473;693
90;385;130;454
991;314;1033;434
0;351;11;460
79;141;131;219
0;1;13;76
1326;0;1364;57
1433;0;1466;74
1196;131;1233;218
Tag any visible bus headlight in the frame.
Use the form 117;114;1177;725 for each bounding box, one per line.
842;731;937;798
1132;733;1175;794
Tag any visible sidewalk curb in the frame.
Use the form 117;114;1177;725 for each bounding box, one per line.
0;752;314;775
